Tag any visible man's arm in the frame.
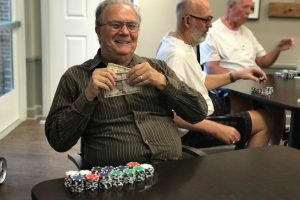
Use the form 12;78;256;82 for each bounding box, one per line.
204;61;229;74
204;66;267;90
173;113;240;144
255;37;295;68
138;60;208;124
45;67;115;152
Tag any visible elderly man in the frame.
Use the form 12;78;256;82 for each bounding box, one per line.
156;0;282;149
200;0;294;73
45;0;207;168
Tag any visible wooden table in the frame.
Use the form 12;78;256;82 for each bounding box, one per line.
32;146;300;200
226;75;300;148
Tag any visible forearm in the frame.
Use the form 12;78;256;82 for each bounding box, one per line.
205;73;232;90
204;62;229;74
163;76;208;124
256;49;280;68
174;114;217;136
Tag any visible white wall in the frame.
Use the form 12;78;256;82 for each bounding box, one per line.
137;0;300;68
136;0;178;58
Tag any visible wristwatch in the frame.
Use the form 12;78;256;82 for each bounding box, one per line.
0;157;7;184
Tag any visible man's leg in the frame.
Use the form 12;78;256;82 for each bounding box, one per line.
247;109;275;148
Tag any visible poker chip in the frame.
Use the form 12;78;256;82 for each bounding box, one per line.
85;173;99;191
275;69;298;79
64;170;79;188
99;171;112;190
91;166;102;175
140;163;154;179
133;166;146;182
65;162;154;192
126;161;140;168
69;175;85;192
251;86;273;96
101;166;115;173
123;168;136;184
110;169;124;187
115;165;129;172
79;170;91;176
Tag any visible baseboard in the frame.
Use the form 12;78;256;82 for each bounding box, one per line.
27;105;43;118
0;118;25;140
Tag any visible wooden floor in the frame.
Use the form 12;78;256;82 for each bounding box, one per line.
0;119;80;200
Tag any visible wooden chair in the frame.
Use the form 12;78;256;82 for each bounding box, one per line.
68;143;208;170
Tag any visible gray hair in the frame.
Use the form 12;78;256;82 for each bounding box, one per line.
95;0;141;26
176;1;186;17
227;0;238;6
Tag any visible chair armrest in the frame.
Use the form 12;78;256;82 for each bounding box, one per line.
182;145;207;157
67;153;83;170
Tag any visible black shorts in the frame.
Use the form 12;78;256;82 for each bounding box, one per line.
181;111;252;149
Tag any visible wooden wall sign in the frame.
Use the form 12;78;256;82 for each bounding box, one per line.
269;2;300;18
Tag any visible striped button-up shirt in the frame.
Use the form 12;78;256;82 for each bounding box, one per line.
45;49;207;167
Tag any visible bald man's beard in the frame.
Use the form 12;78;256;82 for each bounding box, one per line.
191;30;207;47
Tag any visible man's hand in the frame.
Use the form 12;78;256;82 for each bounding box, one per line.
276;37;295;52
234;66;267;82
85;68;116;101
211;122;241;145
127;62;167;90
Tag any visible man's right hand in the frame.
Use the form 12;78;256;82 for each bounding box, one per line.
85;68;116;101
211;122;241;145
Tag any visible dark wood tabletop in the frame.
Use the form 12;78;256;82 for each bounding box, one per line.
226;75;300;148
32;146;300;200
226;75;300;110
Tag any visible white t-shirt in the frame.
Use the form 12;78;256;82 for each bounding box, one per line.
156;35;214;114
200;18;266;72
156;35;214;136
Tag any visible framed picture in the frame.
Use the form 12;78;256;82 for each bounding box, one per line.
248;0;261;20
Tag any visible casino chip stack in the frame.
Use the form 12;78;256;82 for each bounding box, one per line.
85;173;99;191
123;168;136;184
65;162;154;192
251;86;273;97
99;171;112;190
133;166;146;182
65;170;79;189
111;169;124;188
140;163;154;179
69;175;85;193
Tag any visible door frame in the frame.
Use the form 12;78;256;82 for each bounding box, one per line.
0;0;27;140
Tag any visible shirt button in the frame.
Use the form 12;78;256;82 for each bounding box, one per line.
145;140;149;144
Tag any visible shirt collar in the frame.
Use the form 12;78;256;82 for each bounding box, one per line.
88;48;146;71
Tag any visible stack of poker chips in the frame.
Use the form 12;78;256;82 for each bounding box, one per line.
98;171;112;190
140;163;155;179
110;169;124;188
275;69;298;79
251;86;274;96
64;162;154;193
133;166;146;182
123;168;136;184
85;173;99;191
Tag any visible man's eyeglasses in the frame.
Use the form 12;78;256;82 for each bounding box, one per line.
188;14;213;25
98;21;140;32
